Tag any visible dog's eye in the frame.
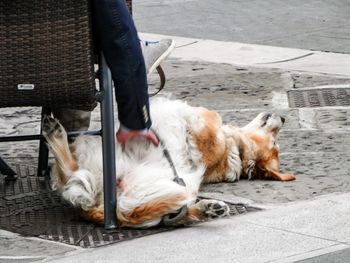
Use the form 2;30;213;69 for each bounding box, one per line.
265;113;272;120
261;113;272;127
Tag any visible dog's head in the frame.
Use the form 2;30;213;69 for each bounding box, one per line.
242;112;284;137
240;112;295;181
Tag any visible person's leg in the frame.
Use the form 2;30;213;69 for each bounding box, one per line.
92;0;150;130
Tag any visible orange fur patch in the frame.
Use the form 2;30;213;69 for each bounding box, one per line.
244;133;295;181
203;146;229;183
187;204;207;221
192;108;230;183
193;108;225;168
117;193;187;227
81;208;104;225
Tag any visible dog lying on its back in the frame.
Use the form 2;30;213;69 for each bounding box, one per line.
43;98;295;228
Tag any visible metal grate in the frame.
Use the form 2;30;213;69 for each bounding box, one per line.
287;88;350;108
0;162;259;248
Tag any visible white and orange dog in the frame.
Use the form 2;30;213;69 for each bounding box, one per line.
43;98;295;228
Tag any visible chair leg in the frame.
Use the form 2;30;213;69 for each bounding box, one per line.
99;53;117;229
0;156;17;181
37;107;51;177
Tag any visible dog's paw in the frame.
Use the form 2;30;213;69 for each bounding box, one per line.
42;116;64;138
197;199;230;219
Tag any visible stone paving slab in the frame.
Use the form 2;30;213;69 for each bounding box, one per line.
297;246;350;263
242;193;350;243
313;108;350;129
48;218;338;263
157;61;286;110
278;130;350;153
292;73;350;89
219;108;350;130
201;173;350;204
0;230;77;262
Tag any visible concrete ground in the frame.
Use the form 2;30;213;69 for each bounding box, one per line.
134;0;350;54
159;59;350;205
1;1;350;262
39;193;350;263
1;52;350;262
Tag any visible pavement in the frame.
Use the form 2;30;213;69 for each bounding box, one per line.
1;1;350;262
134;0;350;54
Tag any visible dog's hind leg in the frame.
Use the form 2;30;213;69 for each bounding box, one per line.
42;116;78;186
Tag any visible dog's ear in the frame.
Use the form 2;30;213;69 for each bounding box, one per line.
265;169;296;181
259;156;296;181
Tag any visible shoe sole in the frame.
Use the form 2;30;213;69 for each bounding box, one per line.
147;39;176;75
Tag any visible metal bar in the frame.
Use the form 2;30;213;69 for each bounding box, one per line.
0;156;17;178
0;130;102;142
98;53;117;229
37;107;51;177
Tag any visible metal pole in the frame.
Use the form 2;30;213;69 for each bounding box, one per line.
98;53;117;229
0;130;102;142
0;156;17;180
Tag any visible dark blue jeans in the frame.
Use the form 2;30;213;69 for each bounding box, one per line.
92;0;151;130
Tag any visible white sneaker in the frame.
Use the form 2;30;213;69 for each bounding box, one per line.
141;39;175;75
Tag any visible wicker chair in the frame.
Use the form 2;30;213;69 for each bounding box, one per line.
0;0;133;229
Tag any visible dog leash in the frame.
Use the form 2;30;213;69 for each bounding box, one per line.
148;66;166;97
151;129;186;187
151;129;188;226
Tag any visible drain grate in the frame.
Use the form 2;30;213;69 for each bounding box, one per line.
0;162;259;248
287;88;350;108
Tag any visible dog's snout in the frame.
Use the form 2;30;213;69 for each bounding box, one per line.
281;116;285;124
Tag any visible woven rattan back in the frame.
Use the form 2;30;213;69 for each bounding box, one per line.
0;0;96;111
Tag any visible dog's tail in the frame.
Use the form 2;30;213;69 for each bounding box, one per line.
42;116;78;187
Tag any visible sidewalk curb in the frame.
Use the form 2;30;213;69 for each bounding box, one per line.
271;244;350;263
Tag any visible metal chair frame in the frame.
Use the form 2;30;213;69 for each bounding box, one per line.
0;54;117;229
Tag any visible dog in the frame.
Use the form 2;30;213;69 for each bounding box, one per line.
43;98;295;228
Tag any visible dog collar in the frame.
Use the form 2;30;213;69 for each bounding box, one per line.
161;205;188;227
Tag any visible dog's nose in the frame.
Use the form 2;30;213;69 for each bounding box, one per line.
281;117;285;124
